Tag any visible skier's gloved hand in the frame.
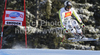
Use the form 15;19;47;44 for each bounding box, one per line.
64;27;68;32
63;25;66;31
64;28;66;31
80;23;85;28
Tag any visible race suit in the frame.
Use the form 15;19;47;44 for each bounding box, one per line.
59;7;82;33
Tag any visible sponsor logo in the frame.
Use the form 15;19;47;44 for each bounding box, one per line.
6;12;23;18
65;11;71;18
5;21;22;25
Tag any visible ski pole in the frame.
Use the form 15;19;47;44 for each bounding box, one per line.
60;35;65;44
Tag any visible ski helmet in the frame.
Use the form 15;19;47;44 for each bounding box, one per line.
64;1;72;9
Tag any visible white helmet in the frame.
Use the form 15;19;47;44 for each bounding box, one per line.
64;1;72;9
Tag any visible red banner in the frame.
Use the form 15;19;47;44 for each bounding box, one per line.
3;10;26;26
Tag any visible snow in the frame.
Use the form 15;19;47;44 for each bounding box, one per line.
0;49;100;55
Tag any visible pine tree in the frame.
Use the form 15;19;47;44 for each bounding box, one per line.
45;0;52;20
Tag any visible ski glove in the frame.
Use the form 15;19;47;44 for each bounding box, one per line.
80;23;85;28
64;27;68;32
64;28;66;31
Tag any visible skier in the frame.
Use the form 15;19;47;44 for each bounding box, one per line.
59;1;85;39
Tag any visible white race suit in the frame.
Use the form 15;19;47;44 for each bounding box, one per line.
59;7;83;33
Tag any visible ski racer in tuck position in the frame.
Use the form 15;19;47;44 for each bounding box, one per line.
59;1;85;40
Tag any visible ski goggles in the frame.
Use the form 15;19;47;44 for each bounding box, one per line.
66;5;72;9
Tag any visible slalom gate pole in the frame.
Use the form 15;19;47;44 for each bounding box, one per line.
0;25;4;49
0;0;7;49
0;0;27;49
24;0;27;48
25;26;27;48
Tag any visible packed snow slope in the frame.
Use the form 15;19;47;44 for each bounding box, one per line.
0;49;100;55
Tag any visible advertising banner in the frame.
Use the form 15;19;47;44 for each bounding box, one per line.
3;10;26;26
